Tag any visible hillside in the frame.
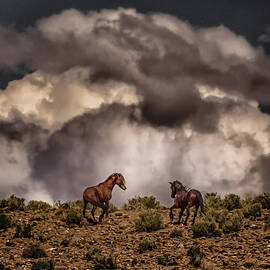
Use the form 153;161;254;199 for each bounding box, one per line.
0;194;270;270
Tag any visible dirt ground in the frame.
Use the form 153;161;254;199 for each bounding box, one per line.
0;206;270;270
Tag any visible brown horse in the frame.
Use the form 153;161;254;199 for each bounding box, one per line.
169;180;205;225
83;173;127;223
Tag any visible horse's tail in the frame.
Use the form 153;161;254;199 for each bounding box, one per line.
197;192;206;215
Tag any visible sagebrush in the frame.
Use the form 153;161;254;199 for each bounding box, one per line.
134;210;164;232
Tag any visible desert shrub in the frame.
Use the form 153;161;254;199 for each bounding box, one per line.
254;193;270;209
0;263;11;270
212;209;229;226
85;247;101;261
264;214;270;231
1;195;25;211
93;254;117;269
67;200;83;210
55;209;63;216
9;195;25;211
14;222;32;238
38;231;49;243
31;259;54;270
30;216;43;222
108;203;118;213
26;201;51;211
60;235;72;247
223;211;243;233
141;196;160;209
22;242;47;258
73;200;83;207
204;193;223;209
156;254;170;266
55;201;70;209
201;261;219;270
64;208;82;226
124;196;160;210
241;196;254;206
187;244;204;268
5;240;16;247
138;239;156;253
170;228;183;238
223;194;241;211
0;213;12;230
205;209;242;234
156;253;177;266
192;217;221;238
243;202;262;220
131;258;137;266
134;210;164;232
0;199;8;209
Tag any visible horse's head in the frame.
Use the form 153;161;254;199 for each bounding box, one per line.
169;181;176;198
169;180;184;198
113;173;127;190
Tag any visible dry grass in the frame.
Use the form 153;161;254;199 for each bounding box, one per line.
0;193;269;269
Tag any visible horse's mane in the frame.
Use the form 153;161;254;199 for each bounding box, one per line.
174;180;189;192
183;184;190;192
106;173;118;180
106;173;125;184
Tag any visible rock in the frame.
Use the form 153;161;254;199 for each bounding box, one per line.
243;261;255;268
260;263;270;269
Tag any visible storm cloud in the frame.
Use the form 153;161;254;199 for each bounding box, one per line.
0;9;269;205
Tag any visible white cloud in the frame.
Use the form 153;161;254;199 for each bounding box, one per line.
0;9;269;204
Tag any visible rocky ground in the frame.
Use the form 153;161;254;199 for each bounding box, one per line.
0;201;270;270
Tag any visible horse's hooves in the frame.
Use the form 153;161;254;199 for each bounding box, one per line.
86;217;98;224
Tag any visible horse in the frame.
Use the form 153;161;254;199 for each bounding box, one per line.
83;173;127;223
169;180;205;225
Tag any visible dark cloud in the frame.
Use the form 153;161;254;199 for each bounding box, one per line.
0;9;269;204
0;0;269;49
0;119;42;142
257;155;270;191
1;10;269;130
259;103;270;114
31;104;138;201
0;116;50;200
1;0;270;94
258;27;270;44
0;117;49;159
0;66;31;89
141;89;220;132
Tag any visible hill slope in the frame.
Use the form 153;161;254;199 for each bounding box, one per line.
0;195;270;269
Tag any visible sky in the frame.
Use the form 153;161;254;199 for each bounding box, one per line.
0;1;270;206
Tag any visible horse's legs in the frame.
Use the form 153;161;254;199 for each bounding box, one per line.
177;207;185;224
183;206;190;225
170;205;176;222
83;200;88;218
105;201;109;217
192;205;199;225
91;205;97;222
99;203;107;223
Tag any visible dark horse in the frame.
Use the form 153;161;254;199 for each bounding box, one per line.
169;180;205;225
83;173;126;223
